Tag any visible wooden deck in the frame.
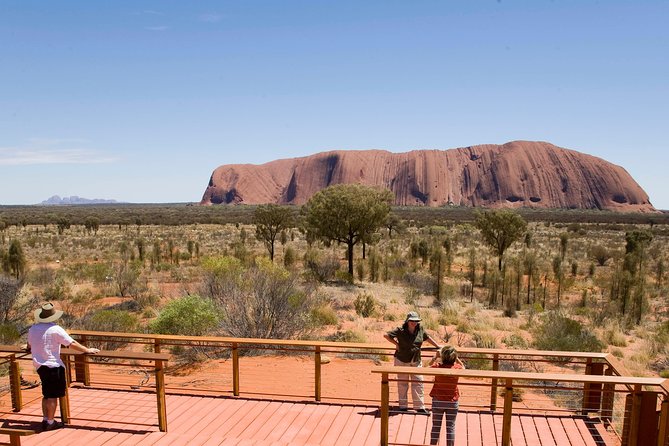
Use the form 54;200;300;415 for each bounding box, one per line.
0;386;616;445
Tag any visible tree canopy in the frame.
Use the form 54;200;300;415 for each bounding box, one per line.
301;184;393;278
474;209;527;271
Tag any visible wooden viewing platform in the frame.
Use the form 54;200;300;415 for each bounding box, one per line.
1;386;614;445
1;331;666;445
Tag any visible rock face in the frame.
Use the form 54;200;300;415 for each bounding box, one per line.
200;141;654;212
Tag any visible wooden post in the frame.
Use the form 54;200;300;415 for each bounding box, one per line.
155;359;167;432
59;390;70;424
490;353;499;411
601;365;615;426
8;354;22;412
60;353;70;424
381;372;389;446
582;358;592;415
501;378;513;446
582;359;605;415
232;343;240;396
626;384;643;446
314;346;321;402
658;396;669;446
154;338;161;353
74;335;90;386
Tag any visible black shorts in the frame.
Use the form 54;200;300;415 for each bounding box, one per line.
37;366;67;399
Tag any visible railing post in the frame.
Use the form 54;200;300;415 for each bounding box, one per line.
602;365;615;426
501;378;513;446
582;359;605;415
314;346;321;402
658;395;669;446
74;335;90;386
490;353;499;411
626;384;643;446
60;353;71;424
381;372;389;446
8;354;22;412
155;359;167;432
154;338;161;353
232;342;240;396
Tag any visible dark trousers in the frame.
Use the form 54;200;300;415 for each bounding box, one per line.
430;399;459;446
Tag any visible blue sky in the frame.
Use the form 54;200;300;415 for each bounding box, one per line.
1;1;668;208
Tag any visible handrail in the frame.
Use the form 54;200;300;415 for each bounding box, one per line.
68;330;613;360
373;366;669;446
373;365;669;388
0;344;170;432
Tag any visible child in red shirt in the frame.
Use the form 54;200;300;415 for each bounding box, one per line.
429;346;465;446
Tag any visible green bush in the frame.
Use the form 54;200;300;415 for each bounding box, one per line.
310;304;338;326
150;295;219;336
532;311;604;352
354;292;377;318
0;323;20;343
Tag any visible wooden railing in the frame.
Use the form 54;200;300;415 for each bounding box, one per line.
373;366;669;446
68;330;623;404
0;345;170;432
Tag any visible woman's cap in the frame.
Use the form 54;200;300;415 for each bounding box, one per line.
406;311;421;322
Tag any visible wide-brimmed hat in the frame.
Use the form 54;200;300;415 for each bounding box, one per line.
405;311;421;322
34;303;63;323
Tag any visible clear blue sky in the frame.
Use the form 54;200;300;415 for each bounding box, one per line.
1;1;668;208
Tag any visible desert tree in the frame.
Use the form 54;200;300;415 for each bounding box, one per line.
301;184;393;278
623;229;653;324
253;204;295;262
474;209;527;305
56;216;70;235
84;216;100;235
6;240;26;280
474;209;527;272
385;213;405;239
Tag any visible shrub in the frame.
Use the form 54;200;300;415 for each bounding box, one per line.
439;300;460;326
503;333;529;349
354;292;377;318
603;322;627;347
80;309;139;350
283;246;296;268
150;295;219;336
532;311;604;352
303;249;341;282
0;323;20;343
206;257;317;340
310;304;338;326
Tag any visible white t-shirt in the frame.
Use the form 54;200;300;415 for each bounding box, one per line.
27;323;74;369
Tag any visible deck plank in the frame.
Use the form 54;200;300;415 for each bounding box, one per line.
464;412;481;446
518;415;540;446
533;416;557;446
480;412;498;446
573;418;601;446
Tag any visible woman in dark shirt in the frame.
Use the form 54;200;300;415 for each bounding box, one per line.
384;311;441;414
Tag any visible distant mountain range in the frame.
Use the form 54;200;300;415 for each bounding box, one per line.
40;195;120;205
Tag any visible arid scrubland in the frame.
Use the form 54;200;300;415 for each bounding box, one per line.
2;205;669;379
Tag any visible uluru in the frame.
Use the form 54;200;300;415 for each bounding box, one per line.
200;141;654;212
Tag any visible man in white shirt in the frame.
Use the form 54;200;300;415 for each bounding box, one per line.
26;303;100;431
